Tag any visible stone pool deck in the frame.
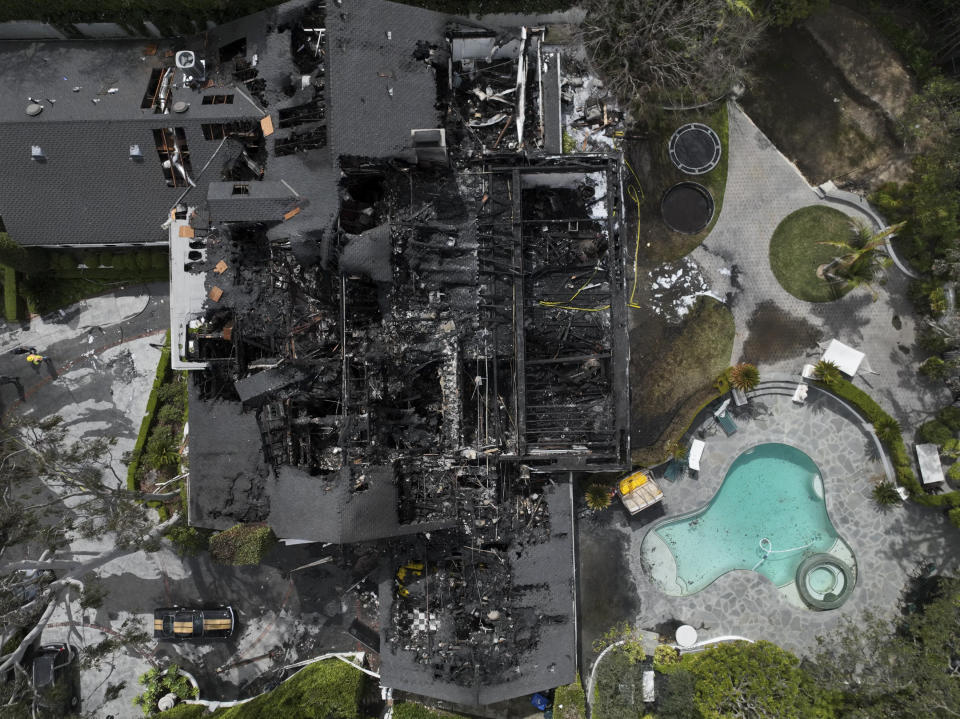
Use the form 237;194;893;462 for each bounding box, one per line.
621;391;960;655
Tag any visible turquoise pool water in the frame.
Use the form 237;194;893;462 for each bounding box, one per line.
649;443;841;594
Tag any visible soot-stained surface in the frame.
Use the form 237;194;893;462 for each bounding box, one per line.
739;300;822;364
577;511;640;668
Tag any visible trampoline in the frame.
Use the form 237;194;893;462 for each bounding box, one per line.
661;182;714;235
668;123;722;175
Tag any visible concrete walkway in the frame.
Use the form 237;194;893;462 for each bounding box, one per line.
692;103;950;431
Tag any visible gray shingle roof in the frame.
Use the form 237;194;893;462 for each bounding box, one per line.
268;464;455;543
0;119;256;246
187;383;272;530
207;181;300;223
326;0;445;158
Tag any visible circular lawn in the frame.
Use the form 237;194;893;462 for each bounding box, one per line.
769;206;853;302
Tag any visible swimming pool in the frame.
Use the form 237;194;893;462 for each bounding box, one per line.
641;443;856;607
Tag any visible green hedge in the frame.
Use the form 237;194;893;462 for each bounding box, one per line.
128;332;172;491
3;265;17;321
209;524;277;565
816;377;960;519
554;674;587;719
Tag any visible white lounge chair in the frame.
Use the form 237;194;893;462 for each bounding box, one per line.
792;383;808;404
688;439;705;471
801;364;817;379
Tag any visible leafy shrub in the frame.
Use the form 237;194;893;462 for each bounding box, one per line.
920;356;951;380
929;287;947;316
937;406;960;432
209;523;277;565
917;420;953;446
949;507;960;529
135;252;153;271
653;644;681;671
3;265;16;321
916;327;950;354
145;424;179;469
554;674;587;719
948;463;960;482
151;251;169;269
165;525;211;557
133;665;197;716
157;403;183;426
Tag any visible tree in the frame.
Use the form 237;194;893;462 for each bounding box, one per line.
687;640;833;719
810;577;960;718
728;362;760;392
0;417;180;704
585;484;612;511
579;0;765;108
817;220;904;299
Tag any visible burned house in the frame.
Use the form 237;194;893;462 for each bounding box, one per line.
0;0;630;705
174;0;630;705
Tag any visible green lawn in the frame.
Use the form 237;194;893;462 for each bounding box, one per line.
769;205;853;302
158;660;365;719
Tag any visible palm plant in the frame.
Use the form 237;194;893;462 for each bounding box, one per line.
872;481;902;506
728;362;760;392
817;220;905;298
814;359;843;388
585;484;612;511
874;416;902;444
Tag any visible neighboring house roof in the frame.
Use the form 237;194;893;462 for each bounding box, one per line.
0;120;250;247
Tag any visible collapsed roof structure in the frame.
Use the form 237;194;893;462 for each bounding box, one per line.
0;0;631;705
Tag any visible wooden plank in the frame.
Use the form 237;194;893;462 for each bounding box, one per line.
260;114;275;136
209;286;224;302
283;206;301;221
178;225;195;238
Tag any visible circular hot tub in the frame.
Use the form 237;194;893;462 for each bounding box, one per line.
669;123;722;174
661;182;714;234
796;553;855;610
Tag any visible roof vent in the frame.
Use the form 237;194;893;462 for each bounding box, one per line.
172;101;189;113
31;145;45;161
175;51;196;69
25;103;43;117
130;144;143;160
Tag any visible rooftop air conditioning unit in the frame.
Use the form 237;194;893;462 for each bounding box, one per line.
175;51;196;70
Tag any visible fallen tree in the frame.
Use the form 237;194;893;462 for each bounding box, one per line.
0;417;181;708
